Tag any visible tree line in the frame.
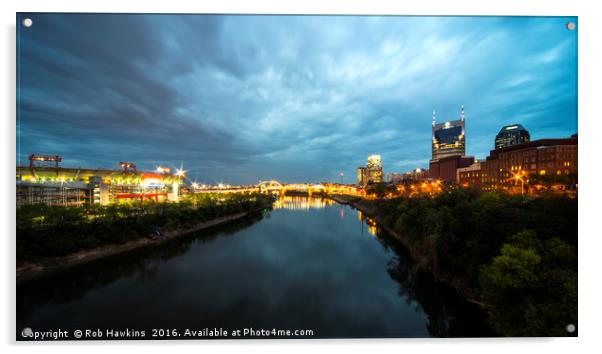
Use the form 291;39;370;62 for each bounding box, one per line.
17;192;274;262
371;188;577;336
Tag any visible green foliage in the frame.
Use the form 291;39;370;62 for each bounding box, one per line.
365;183;396;198
17;192;273;262
372;189;577;336
480;231;577;336
481;243;541;290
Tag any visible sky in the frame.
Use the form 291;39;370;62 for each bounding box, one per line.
16;14;577;184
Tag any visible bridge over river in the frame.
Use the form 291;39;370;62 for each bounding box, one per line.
192;180;328;194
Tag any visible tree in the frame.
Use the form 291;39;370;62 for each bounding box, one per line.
480;230;576;336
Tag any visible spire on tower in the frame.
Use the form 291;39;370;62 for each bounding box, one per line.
461;105;465;121
432;110;436;126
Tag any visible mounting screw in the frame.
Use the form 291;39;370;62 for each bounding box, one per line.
565;323;576;333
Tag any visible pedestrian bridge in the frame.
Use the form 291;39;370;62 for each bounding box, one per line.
192;180;326;194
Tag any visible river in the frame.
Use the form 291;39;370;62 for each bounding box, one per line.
17;195;492;339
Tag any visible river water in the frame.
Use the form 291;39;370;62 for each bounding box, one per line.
17;195;491;339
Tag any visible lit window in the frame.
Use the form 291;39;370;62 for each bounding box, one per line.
539;170;546;175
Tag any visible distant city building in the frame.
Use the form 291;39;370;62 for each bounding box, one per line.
480;135;578;187
495;124;530;149
357;166;368;187
402;168;429;182
366;155;383;184
457;161;482;186
431;107;466;160
429;106;472;182
430;155;475;182
386;173;403;183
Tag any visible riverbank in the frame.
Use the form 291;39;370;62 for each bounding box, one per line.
329;194;480;302
17;208;267;284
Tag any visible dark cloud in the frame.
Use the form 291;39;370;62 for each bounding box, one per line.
17;14;577;184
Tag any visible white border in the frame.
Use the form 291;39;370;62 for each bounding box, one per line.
2;1;601;353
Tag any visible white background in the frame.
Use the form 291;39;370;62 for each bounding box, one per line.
1;0;601;353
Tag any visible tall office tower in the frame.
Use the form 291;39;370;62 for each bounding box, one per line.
431;106;466;160
366;155;383;184
495;124;530;149
357;166;368;187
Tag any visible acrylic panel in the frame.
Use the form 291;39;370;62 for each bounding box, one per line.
16;13;578;340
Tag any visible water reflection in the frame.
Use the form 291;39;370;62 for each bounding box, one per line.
357;210;378;237
17;196;491;338
272;194;334;210
368;226;494;337
17;212;266;328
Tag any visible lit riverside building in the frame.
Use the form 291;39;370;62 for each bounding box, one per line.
495;124;531;149
16;154;184;207
480;134;578;187
366;155;383;184
431;106;466;160
429;106;474;182
357;166;368;187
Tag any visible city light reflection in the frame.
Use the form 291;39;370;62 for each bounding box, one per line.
357;210;378;237
272;195;334;210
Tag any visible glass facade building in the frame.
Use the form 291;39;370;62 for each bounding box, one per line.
432;119;465;160
495;124;530;149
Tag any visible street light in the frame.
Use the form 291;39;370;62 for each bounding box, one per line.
513;170;526;195
175;168;186;178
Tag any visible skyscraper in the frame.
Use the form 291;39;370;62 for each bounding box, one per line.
429;106;474;182
366;155;383;184
495;124;530;149
357;166;368;187
431;106;466;160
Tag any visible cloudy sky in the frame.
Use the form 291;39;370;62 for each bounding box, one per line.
16;14;577;184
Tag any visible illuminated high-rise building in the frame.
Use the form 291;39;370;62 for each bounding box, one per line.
431;107;466;160
357;166;368;187
495;124;530;149
366;155;383;184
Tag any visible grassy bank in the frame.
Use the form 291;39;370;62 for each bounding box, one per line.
17;192;274;263
336;189;577;336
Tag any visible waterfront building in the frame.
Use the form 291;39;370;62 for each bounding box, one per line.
89;176;110;205
357;166;368;187
429;155;475;183
386;173;403;183
402;168;429;182
16;154;185;206
366;155;383;184
457;161;482;186
431;107;466;160
495;124;530;149
429;107;473;182
480;135;578;188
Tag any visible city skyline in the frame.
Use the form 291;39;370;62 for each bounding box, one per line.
17;14;577;184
